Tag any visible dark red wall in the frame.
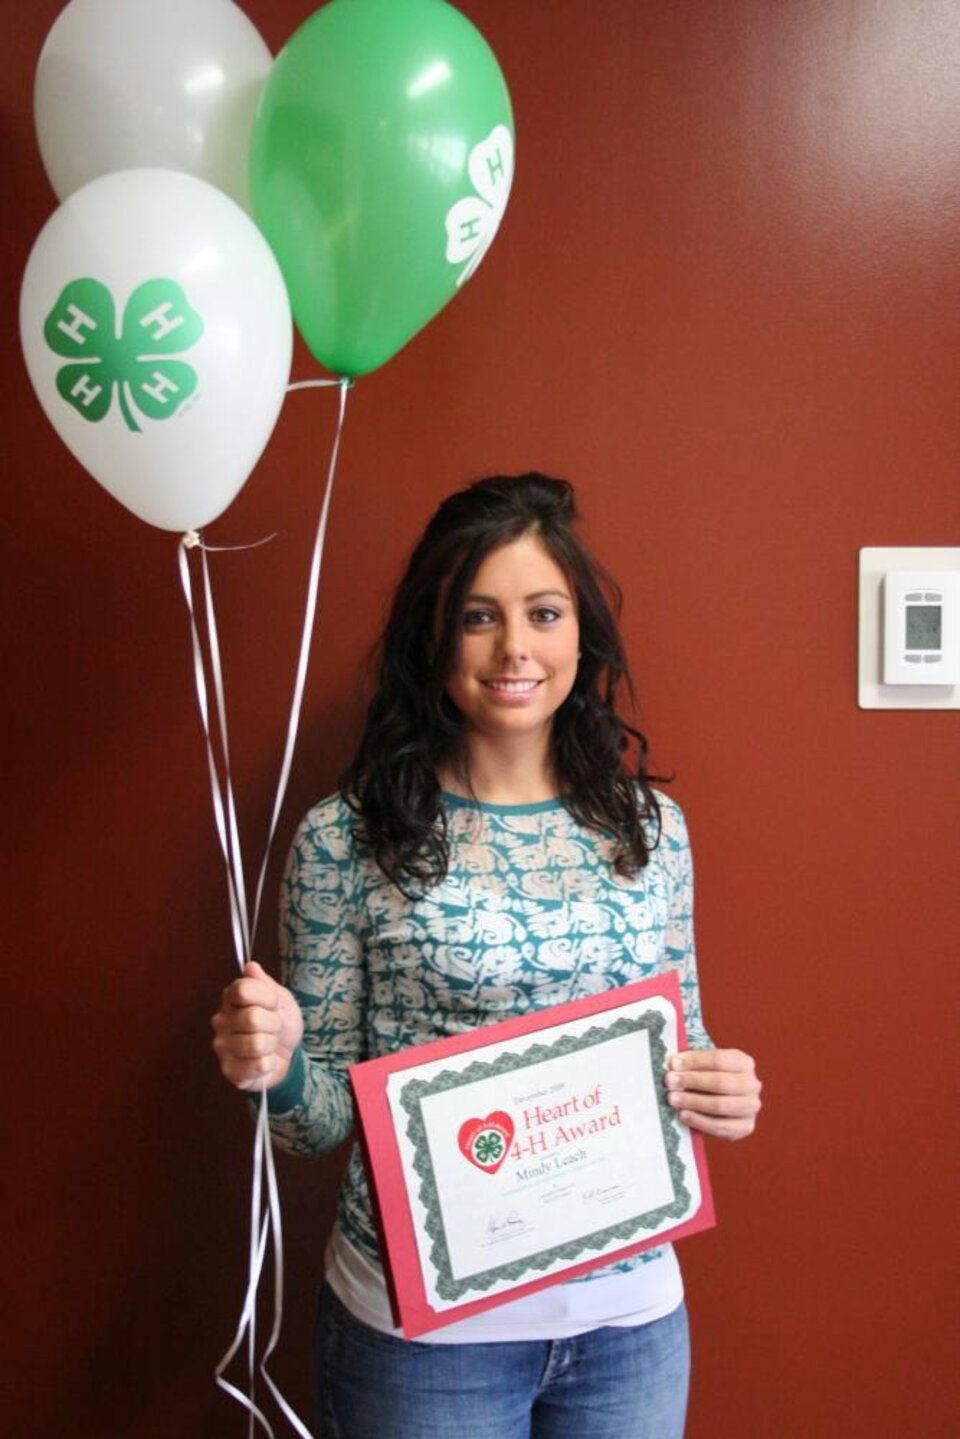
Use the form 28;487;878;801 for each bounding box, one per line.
3;2;958;1435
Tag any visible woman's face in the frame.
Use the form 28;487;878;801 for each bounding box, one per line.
443;533;580;745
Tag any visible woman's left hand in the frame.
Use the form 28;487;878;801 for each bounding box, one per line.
664;1048;762;1140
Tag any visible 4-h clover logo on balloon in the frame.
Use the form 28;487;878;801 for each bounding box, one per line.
43;277;204;433
445;125;514;289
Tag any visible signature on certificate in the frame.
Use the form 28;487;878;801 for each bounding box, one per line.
582;1182;630;1205
486;1209;527;1236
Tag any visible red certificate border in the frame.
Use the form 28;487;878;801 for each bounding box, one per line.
349;971;715;1338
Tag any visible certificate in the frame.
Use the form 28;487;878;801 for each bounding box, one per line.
350;972;715;1337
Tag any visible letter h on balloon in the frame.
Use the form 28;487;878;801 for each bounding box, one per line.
68;373;104;410
139;301;186;342
56;303;97;347
140;371;183;406
484;149;506;187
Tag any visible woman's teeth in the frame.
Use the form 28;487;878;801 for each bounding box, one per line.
482;679;540;692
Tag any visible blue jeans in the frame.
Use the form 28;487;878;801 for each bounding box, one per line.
314;1284;690;1438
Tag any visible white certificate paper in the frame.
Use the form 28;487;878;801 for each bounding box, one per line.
384;993;703;1313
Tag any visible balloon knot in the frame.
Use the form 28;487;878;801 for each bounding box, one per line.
182;529;202;550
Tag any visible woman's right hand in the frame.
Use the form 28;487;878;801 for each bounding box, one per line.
211;960;304;1092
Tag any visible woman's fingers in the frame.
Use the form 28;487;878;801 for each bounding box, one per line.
214;1029;278;1061
211;962;291;1090
668;1047;757;1075
667;1088;761;1118
665;1067;754;1097
212;964;301;1092
217;1051;284;1091
221;975;277;1012
664;1047;763;1140
672;1108;757;1141
211;1004;282;1037
212;1026;281;1085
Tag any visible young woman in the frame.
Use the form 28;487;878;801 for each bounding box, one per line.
212;473;762;1438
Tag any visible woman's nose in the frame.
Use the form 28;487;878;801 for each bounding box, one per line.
496;617;530;663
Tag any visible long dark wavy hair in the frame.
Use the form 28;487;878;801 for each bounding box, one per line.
340;473;665;891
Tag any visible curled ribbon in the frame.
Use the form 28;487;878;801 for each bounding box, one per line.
179;376;351;1436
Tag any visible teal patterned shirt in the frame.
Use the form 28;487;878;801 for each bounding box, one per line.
267;789;710;1273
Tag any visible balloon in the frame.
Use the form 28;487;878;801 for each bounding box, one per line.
35;0;271;211
20;169;292;532
250;0;514;376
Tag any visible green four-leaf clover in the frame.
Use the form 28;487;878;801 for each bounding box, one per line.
43;277;204;433
474;1131;504;1165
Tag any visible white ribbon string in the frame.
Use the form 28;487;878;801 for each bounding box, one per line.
285;378;348;392
257;1092;304;1433
251;377;350;949
215;1103;273;1437
201;546;252;963
200;533;279;553
178;376;351;1437
177;544;249;975
179;537;266;1433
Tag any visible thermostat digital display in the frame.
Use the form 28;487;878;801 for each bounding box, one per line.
904;603;941;651
883;572;959;685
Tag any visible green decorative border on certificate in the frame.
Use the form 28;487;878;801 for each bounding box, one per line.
397;1010;690;1302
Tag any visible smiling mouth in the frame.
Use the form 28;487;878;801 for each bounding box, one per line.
480;679;543;694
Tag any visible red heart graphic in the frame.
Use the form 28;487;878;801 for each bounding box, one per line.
457;1111;515;1175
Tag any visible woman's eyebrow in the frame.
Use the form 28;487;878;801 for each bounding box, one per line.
464;589;572;604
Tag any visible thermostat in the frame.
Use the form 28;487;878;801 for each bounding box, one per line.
883;571;959;685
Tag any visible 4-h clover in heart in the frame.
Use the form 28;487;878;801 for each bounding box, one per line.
457;1111;515;1174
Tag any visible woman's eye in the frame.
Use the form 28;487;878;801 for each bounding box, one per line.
531;607;562;624
462;609;494;628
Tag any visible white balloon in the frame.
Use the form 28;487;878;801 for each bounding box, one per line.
35;0;272;210
20;169;293;532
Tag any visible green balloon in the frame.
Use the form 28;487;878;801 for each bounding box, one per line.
250;0;514;377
